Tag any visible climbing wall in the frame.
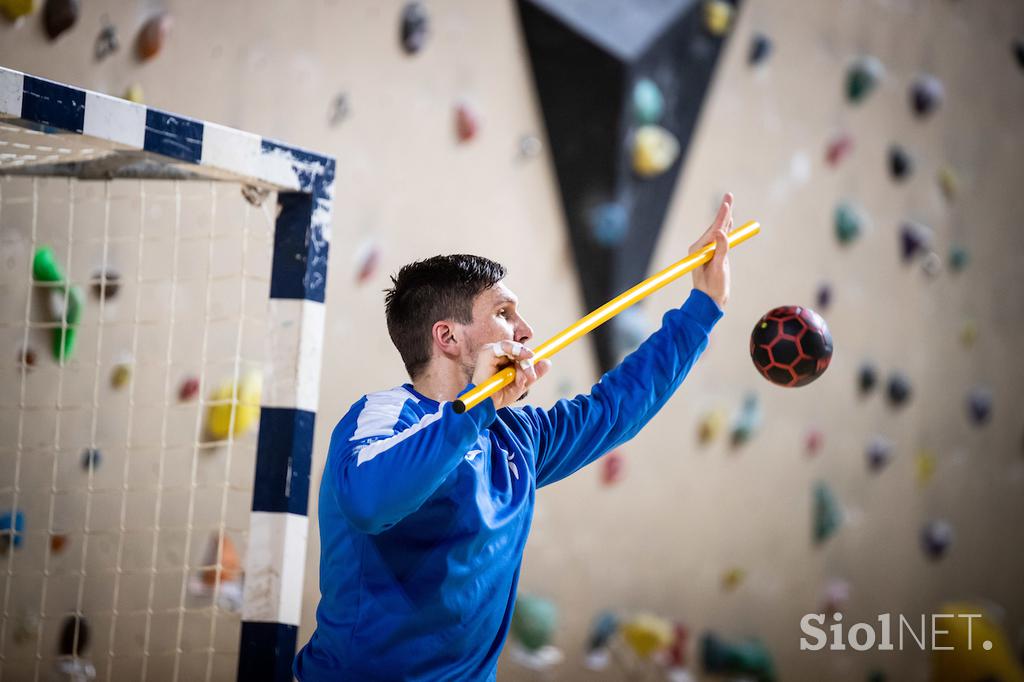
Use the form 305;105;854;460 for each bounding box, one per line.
2;0;1023;680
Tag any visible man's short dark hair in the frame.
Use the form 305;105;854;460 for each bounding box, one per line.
384;254;507;379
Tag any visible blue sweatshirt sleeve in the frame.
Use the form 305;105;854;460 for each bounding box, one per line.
326;385;496;534
522;289;723;488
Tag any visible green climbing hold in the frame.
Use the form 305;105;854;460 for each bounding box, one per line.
33;247;81;362
834;201;863;245
949;246;969;272
813;480;841;544
511;594;557;652
632;78;664;125
702;632;775;681
846;55;884;103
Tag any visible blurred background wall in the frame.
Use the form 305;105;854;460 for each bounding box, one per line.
2;0;1023;679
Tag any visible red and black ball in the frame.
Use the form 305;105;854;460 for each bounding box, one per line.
750;306;833;387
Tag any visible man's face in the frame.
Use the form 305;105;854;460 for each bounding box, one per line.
459;281;534;375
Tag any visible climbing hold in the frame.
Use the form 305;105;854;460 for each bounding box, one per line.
921;519;953;560
123;84;144;104
94;17;118;61
110;363;131;389
43;0;78;40
17;346;37;371
90;268;120;300
805;428;824;456
932;602;1024;682
586;611;618;652
600;450;624;486
825;133;853;167
511;594;558;652
921;251;943;278
178;376;200;402
0;0;35;21
589;201;630;247
202;533;241;586
899;221;933;263
834;201;863;245
50;534;69;554
868;669;887;682
632;125;680;178
858;361;878;394
400;1;429;55
846;55;884;103
731;393;761;446
886;372;912;408
353;239;381;285
33;246;81;362
0;510;25;553
632;78;665;125
698;409;726;444
748;33;772;66
937;166;958;201
910;74;944;118
966;386;992;426
136;12;171;61
204;371;262;441
915;449;936;486
960;320;977;348
948;245;969;272
701;632;775;680
667;622;690;668
583;611;617;670
821;578;850;615
328;93;349;127
518;134;543;159
866;436;893;472
1015;39;1024;70
813;480;841;544
815;282;832;311
721;567;745;591
888;145;913;182
702;0;734;37
240;185;270;207
80;447;101;471
58;614;89;657
455;100;480;143
622;613;674;658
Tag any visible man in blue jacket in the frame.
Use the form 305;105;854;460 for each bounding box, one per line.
295;194;734;680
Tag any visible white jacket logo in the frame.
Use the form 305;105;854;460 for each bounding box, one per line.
507;452;519;480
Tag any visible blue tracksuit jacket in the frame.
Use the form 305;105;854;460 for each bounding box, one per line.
294;289;723;680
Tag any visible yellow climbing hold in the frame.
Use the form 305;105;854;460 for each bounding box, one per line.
205;371;262;441
932;602;1024;682
621;613;674;658
698;409;726;444
703;0;734;37
1;0;36;21
632;125;679;178
915;449;936;487
123;84;144;104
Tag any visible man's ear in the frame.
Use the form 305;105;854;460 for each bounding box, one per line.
431;320;461;359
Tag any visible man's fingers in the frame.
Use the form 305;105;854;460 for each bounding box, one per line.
691;193;734;252
711;228;729;265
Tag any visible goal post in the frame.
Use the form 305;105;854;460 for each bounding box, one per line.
0;65;334;682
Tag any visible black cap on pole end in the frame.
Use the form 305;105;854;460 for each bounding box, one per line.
453;400;467;414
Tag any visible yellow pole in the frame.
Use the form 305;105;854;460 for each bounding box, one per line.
452;219;761;413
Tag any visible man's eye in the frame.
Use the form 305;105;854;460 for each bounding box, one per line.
498;309;508;318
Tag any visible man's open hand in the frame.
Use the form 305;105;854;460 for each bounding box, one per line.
690;193;733;309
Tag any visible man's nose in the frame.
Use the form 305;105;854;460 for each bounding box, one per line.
516;318;534;344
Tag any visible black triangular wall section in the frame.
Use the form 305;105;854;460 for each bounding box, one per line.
517;0;739;372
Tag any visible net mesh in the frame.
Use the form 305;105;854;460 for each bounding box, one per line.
0;173;276;682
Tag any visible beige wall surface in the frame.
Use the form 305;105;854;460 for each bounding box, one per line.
2;0;1023;680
